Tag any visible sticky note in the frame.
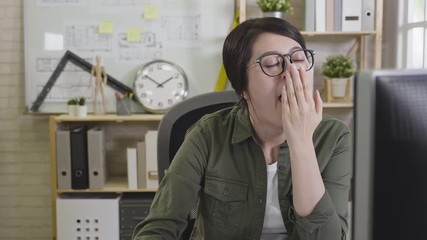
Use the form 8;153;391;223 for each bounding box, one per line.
99;20;113;34
127;28;141;42
144;6;158;19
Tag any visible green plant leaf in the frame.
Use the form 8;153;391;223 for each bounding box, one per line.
67;98;78;105
322;55;355;78
78;97;86;106
257;0;293;13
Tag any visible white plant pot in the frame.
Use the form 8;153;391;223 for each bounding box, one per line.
263;11;285;19
68;105;77;116
331;78;348;98
76;105;87;117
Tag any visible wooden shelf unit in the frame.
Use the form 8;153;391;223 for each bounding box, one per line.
323;102;354;109
53;113;164;122
237;0;383;107
237;0;383;69
56;177;158;193
49;113;162;238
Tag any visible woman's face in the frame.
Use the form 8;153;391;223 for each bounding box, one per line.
245;32;314;129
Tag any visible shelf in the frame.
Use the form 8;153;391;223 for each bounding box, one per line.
302;31;377;37
53;113;164;122
323;102;353;108
56;177;158;193
237;0;383;68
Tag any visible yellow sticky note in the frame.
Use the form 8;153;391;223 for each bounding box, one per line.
99;20;113;34
127;28;141;42
144;6;158;19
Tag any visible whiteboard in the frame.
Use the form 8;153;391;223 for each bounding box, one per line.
24;0;234;113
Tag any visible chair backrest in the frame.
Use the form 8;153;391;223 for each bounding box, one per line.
157;90;240;183
155;90;239;240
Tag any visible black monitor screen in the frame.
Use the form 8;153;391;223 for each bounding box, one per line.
373;74;427;239
353;70;427;240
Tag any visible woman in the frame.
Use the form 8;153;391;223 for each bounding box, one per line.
133;17;351;240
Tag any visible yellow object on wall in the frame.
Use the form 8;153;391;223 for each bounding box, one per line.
214;11;240;91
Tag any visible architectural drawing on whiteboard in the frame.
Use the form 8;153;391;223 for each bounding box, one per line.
36;57;92;73
161;14;201;48
34;59;93;102
25;0;234;112
28;49;134;112
99;0;141;6
37;0;87;7
89;0;153;14
118;31;162;63
38;83;93;101
64;23;113;53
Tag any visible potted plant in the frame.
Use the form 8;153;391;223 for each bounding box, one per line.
257;0;293;18
322;55;355;101
76;96;87;117
67;98;78;116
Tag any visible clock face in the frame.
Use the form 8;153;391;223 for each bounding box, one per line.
134;60;188;113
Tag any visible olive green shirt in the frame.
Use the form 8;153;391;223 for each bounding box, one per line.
133;106;351;240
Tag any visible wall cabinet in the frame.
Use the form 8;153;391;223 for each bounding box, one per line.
49;114;162;239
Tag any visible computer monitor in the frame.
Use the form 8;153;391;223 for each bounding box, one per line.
353;69;427;240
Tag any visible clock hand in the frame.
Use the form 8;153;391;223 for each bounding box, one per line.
157;77;174;88
144;75;163;88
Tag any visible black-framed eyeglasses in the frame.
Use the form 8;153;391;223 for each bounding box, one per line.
247;49;315;77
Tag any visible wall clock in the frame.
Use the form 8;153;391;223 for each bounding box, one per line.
134;60;189;113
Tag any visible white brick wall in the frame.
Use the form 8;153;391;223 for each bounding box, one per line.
0;0;52;239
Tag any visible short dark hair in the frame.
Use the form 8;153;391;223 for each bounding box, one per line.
222;17;306;96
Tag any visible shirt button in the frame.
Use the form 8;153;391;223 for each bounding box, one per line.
278;165;285;171
259;199;263;204
223;188;229;196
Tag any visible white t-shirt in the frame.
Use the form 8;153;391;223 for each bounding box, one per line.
261;162;289;240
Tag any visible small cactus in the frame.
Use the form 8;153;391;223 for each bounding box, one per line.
78;97;86;106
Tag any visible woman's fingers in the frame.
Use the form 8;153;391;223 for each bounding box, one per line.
285;66;298;112
283;63;321;117
282;64;322;144
298;66;315;110
291;64;306;109
287;64;309;112
314;89;323;115
282;82;290;114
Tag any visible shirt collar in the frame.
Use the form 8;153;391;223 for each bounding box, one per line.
230;106;289;148
231;106;253;144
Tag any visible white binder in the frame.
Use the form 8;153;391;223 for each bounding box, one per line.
137;141;147;189
315;0;326;32
333;0;343;31
305;0;316;31
127;147;138;190
145;130;159;189
87;127;107;190
326;0;335;31
56;129;71;189
362;0;375;31
342;0;362;31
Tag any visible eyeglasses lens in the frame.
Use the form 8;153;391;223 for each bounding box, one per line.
260;50;313;76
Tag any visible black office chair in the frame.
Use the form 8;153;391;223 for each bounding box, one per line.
156;90;240;240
